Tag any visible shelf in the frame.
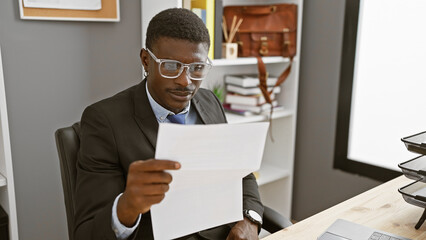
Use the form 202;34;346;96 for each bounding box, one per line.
0;173;6;187
226;109;294;124
256;163;291;186
212;56;290;67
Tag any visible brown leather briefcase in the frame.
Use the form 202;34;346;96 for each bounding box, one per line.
223;4;297;59
223;4;298;105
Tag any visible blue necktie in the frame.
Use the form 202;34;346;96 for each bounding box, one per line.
167;114;186;124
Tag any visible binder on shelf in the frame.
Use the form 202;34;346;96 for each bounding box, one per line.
213;0;223;59
191;0;215;59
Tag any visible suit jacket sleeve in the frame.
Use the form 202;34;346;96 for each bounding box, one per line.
74;105;126;240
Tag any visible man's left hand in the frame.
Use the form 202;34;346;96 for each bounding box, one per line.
226;217;259;240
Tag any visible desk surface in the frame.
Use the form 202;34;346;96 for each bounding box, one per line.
264;176;426;239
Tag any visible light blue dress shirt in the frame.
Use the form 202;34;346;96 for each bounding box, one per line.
111;83;199;239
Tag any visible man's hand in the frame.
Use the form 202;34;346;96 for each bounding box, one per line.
226;217;259;240
117;159;180;227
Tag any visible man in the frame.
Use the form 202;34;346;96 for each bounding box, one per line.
74;8;263;240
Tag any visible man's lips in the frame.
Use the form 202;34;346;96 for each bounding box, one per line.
168;90;194;100
169;90;193;96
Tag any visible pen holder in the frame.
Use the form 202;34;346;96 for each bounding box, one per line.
222;43;238;59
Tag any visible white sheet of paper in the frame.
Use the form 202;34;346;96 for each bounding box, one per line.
151;122;269;240
23;0;101;10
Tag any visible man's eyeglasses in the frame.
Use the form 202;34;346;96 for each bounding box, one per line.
146;48;212;81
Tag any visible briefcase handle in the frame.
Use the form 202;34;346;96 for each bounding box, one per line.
243;5;277;15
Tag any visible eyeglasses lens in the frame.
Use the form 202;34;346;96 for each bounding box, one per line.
160;61;209;80
161;61;181;76
189;64;207;79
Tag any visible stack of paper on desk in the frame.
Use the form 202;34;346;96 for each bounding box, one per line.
151;122;269;240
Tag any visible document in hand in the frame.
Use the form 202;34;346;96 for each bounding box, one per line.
151;122;269;240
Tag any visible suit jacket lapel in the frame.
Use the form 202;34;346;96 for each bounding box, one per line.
192;92;216;125
133;79;158;149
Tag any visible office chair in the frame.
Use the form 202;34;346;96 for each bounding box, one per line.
55;123;292;240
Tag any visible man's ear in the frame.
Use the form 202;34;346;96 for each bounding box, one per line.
140;49;149;71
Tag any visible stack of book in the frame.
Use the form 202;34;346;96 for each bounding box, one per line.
223;74;283;116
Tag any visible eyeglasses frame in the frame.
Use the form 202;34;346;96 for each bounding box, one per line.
146;48;212;81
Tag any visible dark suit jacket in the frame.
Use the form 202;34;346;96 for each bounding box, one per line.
74;80;264;240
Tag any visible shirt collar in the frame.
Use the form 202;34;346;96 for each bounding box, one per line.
145;83;190;123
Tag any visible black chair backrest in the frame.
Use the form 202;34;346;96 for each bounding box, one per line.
54;122;80;240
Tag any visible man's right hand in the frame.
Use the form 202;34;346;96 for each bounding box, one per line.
117;159;181;227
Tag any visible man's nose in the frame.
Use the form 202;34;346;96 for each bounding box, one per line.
174;66;192;86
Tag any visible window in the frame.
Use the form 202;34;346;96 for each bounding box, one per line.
334;0;426;181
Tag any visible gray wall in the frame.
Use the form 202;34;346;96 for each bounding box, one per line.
0;0;383;239
0;1;142;239
292;0;381;220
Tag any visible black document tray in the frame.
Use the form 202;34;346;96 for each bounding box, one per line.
401;131;426;155
399;180;426;229
398;155;426;182
399;180;426;208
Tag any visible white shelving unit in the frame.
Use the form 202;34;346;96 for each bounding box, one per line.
0;46;19;239
141;0;303;220
208;0;303;219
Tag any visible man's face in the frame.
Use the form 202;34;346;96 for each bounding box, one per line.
141;37;209;114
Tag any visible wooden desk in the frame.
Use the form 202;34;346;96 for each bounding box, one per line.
264;176;426;239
